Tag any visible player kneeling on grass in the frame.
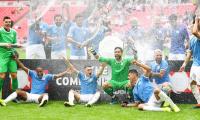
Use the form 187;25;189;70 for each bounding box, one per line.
0;56;70;107
122;60;180;112
63;57;106;107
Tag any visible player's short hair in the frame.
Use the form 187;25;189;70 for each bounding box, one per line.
3;16;11;21
129;69;138;76
84;65;92;69
54;14;62;20
114;47;123;52
168;14;177;21
36;66;43;70
154;49;162;54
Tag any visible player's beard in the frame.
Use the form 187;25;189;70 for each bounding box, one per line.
38;74;43;79
115;55;122;61
4;24;11;31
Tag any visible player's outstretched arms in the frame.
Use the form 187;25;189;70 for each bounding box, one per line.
179;50;192;72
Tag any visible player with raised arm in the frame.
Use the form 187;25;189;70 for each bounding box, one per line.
0;56;70;107
179;15;200;108
122;60;180;112
63;57;106;107
89;47;136;104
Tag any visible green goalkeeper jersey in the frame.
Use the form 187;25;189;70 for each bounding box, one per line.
0;27;17;58
99;57;134;82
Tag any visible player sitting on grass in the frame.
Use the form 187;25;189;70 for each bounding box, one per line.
121;60;180;112
63;57;106;107
0;56;70;107
89;47;136;104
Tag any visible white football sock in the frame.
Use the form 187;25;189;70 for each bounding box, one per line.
158;91;176;108
87;92;100;105
68;90;75;104
4;92;17;103
191;85;200;104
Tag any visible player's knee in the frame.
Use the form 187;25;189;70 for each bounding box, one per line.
154;89;160;95
191;80;197;85
0;73;6;79
102;82;110;89
138;104;144;110
10;73;17;79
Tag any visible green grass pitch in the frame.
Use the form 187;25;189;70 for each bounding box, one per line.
0;102;199;120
